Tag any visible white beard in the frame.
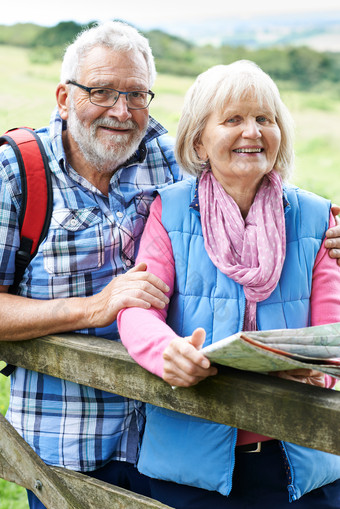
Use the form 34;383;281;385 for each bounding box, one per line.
67;104;147;173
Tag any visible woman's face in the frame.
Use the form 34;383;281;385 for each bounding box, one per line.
195;96;281;192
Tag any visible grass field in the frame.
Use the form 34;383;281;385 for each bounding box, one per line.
0;45;340;506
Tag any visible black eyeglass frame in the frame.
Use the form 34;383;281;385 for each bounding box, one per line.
66;80;155;110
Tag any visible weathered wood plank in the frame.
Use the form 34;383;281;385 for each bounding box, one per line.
0;414;172;508
0;412;85;509
0;333;339;455
50;468;173;509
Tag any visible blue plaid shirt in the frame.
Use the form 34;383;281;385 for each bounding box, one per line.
0;109;183;470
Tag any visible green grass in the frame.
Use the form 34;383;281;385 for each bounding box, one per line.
0;45;340;505
0;478;29;509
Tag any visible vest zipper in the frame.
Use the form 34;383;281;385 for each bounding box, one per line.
240;292;246;331
279;441;298;502
228;429;238;495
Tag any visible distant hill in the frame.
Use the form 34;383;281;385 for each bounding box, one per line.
2;10;340;52
0;23;46;46
156;10;340;52
0;21;93;49
1;19;340;90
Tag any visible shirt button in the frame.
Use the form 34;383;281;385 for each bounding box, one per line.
125;260;132;267
116;211;123;218
70;218;78;227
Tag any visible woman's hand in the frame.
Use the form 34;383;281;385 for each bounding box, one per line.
325;205;340;266
162;328;218;387
271;368;326;387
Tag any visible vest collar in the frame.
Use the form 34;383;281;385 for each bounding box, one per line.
190;177;290;214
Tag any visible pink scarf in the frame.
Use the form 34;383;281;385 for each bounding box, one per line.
198;169;286;331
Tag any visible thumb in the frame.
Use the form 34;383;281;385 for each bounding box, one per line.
331;204;340;221
188;328;206;350
127;262;147;273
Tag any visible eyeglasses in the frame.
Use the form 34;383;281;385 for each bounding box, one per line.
66;80;155;110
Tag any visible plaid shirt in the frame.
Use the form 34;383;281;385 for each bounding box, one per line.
0;109;183;470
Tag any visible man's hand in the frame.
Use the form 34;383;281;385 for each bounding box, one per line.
271;368;326;387
162;328;218;387
325;205;340;266
84;262;170;328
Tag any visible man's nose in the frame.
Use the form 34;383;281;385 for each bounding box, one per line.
107;94;132;122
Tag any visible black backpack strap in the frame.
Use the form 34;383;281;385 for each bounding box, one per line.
0;128;53;376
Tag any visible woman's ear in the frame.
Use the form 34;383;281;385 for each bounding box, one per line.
194;139;208;162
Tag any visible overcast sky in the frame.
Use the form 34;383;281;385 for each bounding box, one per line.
2;0;340;29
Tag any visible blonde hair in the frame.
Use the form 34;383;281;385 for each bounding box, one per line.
175;60;294;181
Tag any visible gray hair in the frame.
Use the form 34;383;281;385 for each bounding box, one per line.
175;60;295;181
60;21;156;88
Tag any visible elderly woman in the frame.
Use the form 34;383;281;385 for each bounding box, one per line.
118;61;340;508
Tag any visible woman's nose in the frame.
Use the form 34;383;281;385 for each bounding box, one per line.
242;119;261;139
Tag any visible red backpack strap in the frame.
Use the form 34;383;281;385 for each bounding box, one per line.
0;128;53;376
0;127;53;295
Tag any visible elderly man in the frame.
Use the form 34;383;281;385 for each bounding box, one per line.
0;20;340;509
0;21;183;508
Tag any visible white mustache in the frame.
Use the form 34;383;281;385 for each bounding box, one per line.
92;118;138;130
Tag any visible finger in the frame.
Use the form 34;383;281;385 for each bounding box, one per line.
306;374;326;387
164;352;215;379
274;368;317;377
271;370;325;387
272;372;307;383
127;262;147;273
331;204;340;218
124;268;170;294
132;280;170;304
180;339;211;369
325;247;340;260
325;224;340;239
284;368;315;376
188;328;206;350
119;286;169;309
115;273;170;305
163;339;217;379
163;363;217;387
164;373;210;387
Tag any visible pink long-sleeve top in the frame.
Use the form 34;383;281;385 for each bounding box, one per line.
118;196;340;445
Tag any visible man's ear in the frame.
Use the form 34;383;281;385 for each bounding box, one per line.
56;83;69;120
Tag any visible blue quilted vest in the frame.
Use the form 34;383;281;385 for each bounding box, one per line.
138;178;340;501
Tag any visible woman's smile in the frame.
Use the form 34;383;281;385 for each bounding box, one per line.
195;97;281;203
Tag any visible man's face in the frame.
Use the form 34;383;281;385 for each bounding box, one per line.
65;46;150;172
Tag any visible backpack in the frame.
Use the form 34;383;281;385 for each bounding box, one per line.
0;127;53;375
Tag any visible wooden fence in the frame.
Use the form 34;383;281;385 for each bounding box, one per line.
0;333;339;508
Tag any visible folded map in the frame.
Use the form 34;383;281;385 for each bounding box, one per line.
202;323;340;376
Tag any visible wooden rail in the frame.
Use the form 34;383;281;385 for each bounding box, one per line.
0;333;339;508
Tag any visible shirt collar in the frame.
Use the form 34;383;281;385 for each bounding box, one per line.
49;108;68;171
122;116;168;167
